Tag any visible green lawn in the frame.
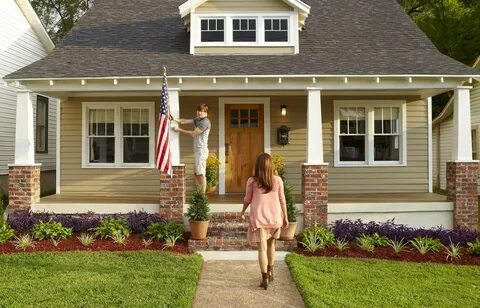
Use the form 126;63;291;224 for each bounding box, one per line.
286;253;480;308
0;251;202;307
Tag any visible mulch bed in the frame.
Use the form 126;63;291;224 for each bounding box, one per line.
0;234;192;255
294;245;480;266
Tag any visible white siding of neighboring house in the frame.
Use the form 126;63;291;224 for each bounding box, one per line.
0;0;56;175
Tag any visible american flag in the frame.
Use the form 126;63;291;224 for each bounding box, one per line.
155;71;172;176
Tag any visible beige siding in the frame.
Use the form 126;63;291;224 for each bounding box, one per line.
60;97;160;196
195;46;295;55
432;126;439;188
438;117;453;190
470;82;480;117
197;0;292;12
0;0;56;175
323;97;429;193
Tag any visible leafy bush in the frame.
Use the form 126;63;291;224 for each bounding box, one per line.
32;220;72;241
467;239;480;255
333;238;349;252
94;218;131;239
331;219;478;245
388;238;409;254
206;153;220;189
142;237;153;247
298;226;335;252
410;236;442;255
165;233;183;248
126;211;164;234
0;224;15;243
444;242;462;261
146;222;184;241
108;230;129;245
77;233;95;246
14;234;35;251
0;193;8;219
186;187;210;221
356;236;375;252
53;214;101;233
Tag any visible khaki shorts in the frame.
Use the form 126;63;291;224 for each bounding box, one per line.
194;150;208;175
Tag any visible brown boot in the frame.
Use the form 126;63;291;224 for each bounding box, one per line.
267;265;274;282
259;273;269;290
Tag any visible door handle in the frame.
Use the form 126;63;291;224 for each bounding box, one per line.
225;143;230;163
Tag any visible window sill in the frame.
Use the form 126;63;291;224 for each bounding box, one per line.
82;164;155;169
334;162;407;168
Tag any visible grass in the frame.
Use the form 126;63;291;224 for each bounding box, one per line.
0;251;202;307
286;253;480;308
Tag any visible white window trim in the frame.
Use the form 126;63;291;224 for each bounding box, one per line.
81;102;156;169
194;12;295;49
333;100;408;167
472;125;480;160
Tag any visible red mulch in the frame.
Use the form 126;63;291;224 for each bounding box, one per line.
0;234;192;255
294;245;480;266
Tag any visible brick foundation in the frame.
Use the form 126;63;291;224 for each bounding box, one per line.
8;165;41;213
159;165;185;223
446;161;479;231
302;164;328;227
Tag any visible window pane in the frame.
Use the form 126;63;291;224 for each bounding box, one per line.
240;109;248;118
231;109;238;118
249;19;256;30
340;136;365;162
201;19;208;30
374;107;383;134
124;137;149;163
217;19;224;30
240;118;249;128
250;109;258;118
265;19;272;30
250;118;258;128
273;19;279;30
201;31;224;42
281;19;288;30
89;137;115;163
241;19;247;30
265;31;288;42
233;31;256;42
209;19;216;30
374;136;400;161
233;19;240;30
230;119;238;128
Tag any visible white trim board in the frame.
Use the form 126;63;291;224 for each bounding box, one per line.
32;203;159;214
218;97;271;195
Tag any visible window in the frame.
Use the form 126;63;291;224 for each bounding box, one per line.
230;108;259;128
264;18;288;42
83;102;154;168
233;18;256;42
201;18;224;42
472;129;478;160
36;96;48;153
335;101;406;166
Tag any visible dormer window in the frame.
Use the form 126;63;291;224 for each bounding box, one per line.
233;18;257;42
200;18;225;42
265;18;288;42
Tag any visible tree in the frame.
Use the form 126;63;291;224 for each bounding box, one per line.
29;0;94;44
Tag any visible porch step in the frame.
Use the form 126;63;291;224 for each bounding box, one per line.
188;212;298;251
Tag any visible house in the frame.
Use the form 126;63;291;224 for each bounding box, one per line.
0;0;57;196
433;56;480;193
4;0;480;237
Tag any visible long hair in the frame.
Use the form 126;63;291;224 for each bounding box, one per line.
254;153;275;193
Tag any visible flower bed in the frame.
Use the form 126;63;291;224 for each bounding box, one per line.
296;219;480;265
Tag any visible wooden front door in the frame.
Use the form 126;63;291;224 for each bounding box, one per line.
225;104;264;193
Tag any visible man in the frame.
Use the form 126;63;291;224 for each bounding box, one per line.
171;104;211;193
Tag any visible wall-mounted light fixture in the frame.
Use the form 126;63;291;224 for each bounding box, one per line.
281;105;287;116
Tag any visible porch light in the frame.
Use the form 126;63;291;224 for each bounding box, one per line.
281;105;287;116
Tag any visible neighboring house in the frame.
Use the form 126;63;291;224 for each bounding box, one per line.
433;56;480;192
4;0;480;233
0;0;57;195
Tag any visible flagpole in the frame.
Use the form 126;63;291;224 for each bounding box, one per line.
163;66;172;119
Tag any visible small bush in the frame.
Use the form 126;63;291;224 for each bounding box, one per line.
333;238;349;252
356;235;375;252
77;233;95;246
298;226;335;252
32;220;72;241
0;224;15;244
95;218;130;239
388;238;409;254
445;242;462;261
126;211;164;234
467;239;480;255
186;187;210;222
142;237;153;247
14;234;35;251
410;236;442;255
164;233;182;248
146;222;184;241
108;231;129;245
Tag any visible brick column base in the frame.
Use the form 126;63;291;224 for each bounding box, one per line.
8;165;41;213
302;164;328;228
446;161;479;231
159;165;185;223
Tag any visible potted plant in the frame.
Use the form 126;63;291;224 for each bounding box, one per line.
186;186;210;240
206;153;220;194
280;181;298;240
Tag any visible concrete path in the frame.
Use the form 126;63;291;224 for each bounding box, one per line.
193;260;305;308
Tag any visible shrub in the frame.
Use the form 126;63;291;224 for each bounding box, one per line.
410;236;442;255
142;237;153;247
284;181;297;222
77;233;95;246
298;226;335;252
0;224;15;244
14;234;35;251
331;219;478;245
356;235;375;252
108;230;129;245
186;187;210;222
445;242;462;261
388;238;409;254
467;239;480;255
146;222;184;241
32;220;72;241
0;193;8;220
53;214;101;233
94;218;131;239
333;238;349;252
126;211;164;234
164;233;183;248
206;153;220;189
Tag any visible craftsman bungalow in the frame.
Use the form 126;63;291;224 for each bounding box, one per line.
5;0;480;232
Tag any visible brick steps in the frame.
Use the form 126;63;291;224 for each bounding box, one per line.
188;212;298;251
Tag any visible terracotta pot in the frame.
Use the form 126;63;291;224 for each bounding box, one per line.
206;185;217;195
189;221;210;240
280;222;297;240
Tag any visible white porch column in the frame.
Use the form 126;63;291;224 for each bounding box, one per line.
169;88;181;165
14;90;35;165
452;86;473;161
307;88;324;163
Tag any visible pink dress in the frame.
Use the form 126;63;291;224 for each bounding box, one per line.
243;176;287;243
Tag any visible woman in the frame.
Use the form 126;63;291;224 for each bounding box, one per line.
241;153;288;290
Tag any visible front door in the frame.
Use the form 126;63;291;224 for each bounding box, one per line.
225;104;264;193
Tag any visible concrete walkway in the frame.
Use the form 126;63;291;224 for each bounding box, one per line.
193;259;305;308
